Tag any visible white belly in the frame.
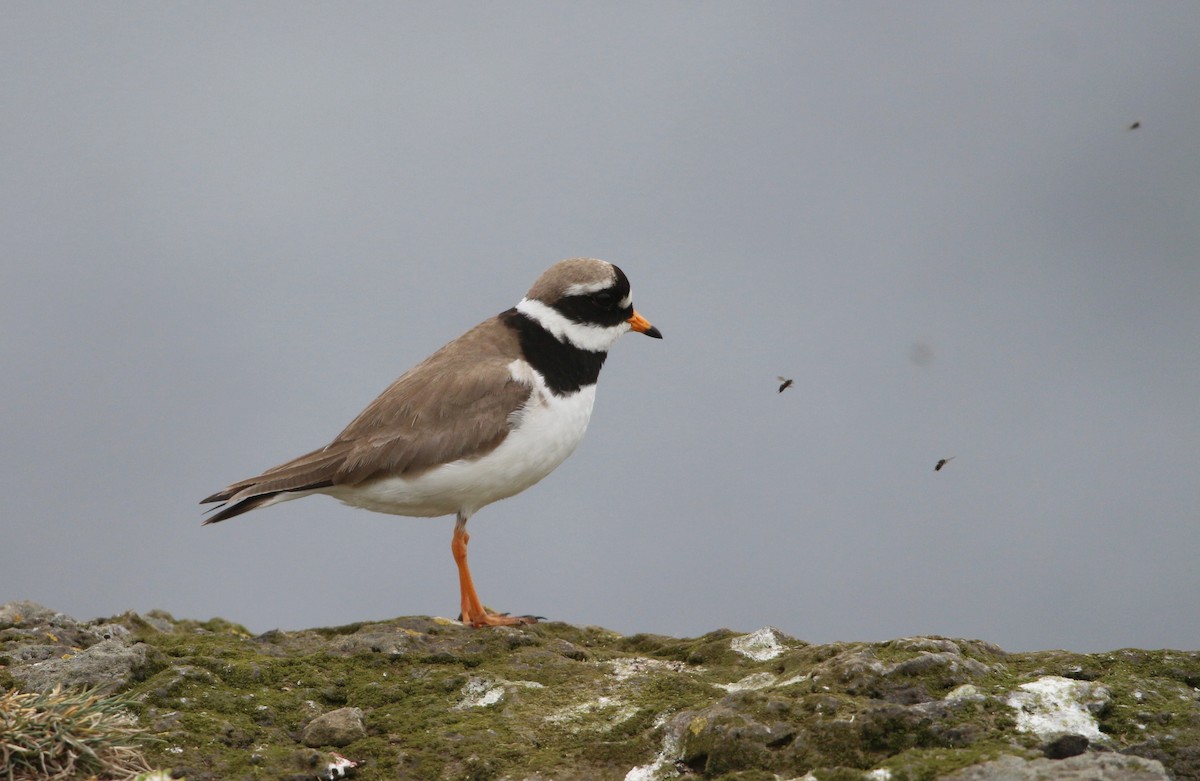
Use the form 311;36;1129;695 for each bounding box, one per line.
327;383;596;519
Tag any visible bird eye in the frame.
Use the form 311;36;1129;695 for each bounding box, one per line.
592;291;615;308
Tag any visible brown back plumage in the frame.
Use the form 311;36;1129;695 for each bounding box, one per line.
202;316;532;520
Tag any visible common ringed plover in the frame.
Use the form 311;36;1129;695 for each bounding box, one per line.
202;258;661;627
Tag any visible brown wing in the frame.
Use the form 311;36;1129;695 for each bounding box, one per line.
329;319;532;482
202;317;532;517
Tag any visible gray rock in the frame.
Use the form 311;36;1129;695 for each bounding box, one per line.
0;600;97;649
10;637;151;693
0;600;65;627
301;707;367;747
2;605;1198;781
672;701;781;777
939;752;1170;781
1045;733;1090;759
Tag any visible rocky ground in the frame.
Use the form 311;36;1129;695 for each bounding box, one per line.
1;600;1197;780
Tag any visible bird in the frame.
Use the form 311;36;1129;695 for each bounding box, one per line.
776;376;794;393
934;457;956;472
201;258;662;627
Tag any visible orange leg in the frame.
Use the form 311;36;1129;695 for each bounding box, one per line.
451;516;536;628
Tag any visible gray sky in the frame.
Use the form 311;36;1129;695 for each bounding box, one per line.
3;3;1197;653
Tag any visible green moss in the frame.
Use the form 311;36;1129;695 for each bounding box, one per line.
806;767;879;781
6;605;1198;781
877;743;1032;781
703;769;781;781
616;629;741;666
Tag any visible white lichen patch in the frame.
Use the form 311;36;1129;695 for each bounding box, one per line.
455;677;505;709
731;626;788;661
945;684;982;701
776;671;810;688
866;769;893;781
713;672;779;692
545;695;639;732
624;717;682;781
1006;675;1109;740
607;656;693;681
454;676;544;709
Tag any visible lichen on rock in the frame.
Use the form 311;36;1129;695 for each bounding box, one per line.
301;706;367;747
2;601;1198;781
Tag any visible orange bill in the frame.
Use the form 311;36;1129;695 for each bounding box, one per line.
627;310;663;339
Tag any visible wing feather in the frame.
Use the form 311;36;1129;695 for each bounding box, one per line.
201;317;532;516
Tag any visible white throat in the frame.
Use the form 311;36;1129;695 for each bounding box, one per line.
515;297;630;352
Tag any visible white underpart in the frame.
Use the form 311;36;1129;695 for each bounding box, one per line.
516;297;631;352
327;359;596;519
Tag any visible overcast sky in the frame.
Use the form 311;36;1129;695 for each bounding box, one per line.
3;3;1197;653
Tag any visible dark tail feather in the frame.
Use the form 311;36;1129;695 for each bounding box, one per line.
202;493;280;524
201;479;335;525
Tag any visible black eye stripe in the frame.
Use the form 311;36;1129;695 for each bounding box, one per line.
548;265;633;328
553;291;632;328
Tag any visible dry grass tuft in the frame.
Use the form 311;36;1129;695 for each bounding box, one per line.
0;685;154;780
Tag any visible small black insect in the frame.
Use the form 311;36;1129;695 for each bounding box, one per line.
777;376;794;393
1128;120;1141;130
934;457;956;472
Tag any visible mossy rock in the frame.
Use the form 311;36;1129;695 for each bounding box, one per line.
1;603;1197;780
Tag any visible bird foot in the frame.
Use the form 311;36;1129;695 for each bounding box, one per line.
459;608;539;628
